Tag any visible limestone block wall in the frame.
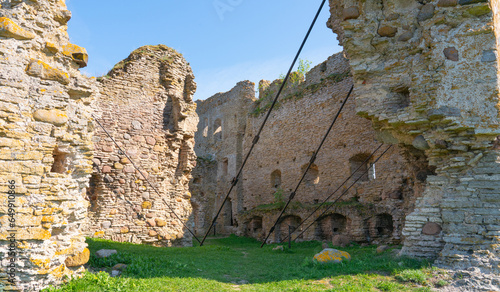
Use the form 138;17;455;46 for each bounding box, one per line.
328;0;500;272
0;0;95;290
192;54;422;245
87;45;198;247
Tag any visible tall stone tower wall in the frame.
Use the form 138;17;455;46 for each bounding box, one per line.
0;0;95;290
87;45;198;247
192;81;255;236
328;0;500;272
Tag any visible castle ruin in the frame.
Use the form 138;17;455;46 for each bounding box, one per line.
0;0;499;290
192;54;429;245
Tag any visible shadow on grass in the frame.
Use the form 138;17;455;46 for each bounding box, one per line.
84;235;431;285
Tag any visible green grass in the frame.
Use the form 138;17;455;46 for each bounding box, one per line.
44;235;449;292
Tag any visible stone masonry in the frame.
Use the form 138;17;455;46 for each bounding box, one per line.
0;0;499;290
191;81;254;236
192;54;428;245
328;0;500;274
0;0;95;290
87;45;198;247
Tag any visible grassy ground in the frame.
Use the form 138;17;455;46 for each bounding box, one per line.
44;236;451;292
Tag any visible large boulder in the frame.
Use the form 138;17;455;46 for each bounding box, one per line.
313;248;351;263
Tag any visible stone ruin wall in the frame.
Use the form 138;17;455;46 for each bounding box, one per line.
87;45;198;247
0;1;200;290
192;53;427;245
191;81;255;236
0;0;96;290
328;0;500;273
0;0;497;290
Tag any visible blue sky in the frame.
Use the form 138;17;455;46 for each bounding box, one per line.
66;1;342;100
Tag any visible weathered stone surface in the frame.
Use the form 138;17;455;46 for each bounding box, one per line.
0;2;96;290
417;4;435;22
146;137;156;145
343;7;360;20
412;135;430;150
103;174;114;183
386;13;399;21
155;218;167;227
54;9;72;24
314;249;351;263
443;47;459;61
0;17;35;40
96;249;117;258
331;234;351;247
458;0;487;5
146;219;156;227
378;26;397;37
398;31;413;42
62;43;88;68
141;201;152;209
376;245;389;254
428;106;461;118
327;0;500;276
64;248;90;267
466;4;491;16
131;120;142;130
87;45;197;248
481;50;496;62
422;222;442;235
33;109;69;126
437;0;458;7
26;59;70;85
123;165;135;173
112;263;127;271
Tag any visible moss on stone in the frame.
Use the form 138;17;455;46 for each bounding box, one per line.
466;4;491;16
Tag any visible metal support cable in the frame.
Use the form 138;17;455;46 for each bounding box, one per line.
281;143;384;242
200;0;328;246
292;145;393;241
261;85;354;247
92;114;201;244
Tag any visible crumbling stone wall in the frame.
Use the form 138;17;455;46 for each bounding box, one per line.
328;0;500;272
88;45;198;247
192;81;255;235
0;0;95;290
192;54;421;245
